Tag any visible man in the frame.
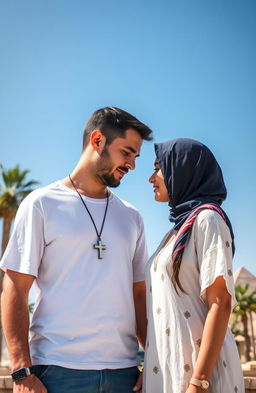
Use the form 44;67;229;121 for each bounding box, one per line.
0;107;153;393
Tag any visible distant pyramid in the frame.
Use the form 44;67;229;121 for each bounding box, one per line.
234;266;256;292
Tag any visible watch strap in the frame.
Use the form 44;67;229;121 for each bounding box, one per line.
190;377;209;390
11;367;34;382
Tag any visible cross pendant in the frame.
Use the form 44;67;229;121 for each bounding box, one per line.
93;238;106;260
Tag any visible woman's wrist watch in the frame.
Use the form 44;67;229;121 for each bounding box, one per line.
190;378;209;390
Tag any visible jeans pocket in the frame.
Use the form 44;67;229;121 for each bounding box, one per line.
32;365;52;379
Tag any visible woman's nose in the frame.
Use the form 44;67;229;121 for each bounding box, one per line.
149;173;155;183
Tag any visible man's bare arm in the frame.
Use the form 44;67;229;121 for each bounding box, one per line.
133;280;147;348
1;269;34;369
133;281;147;393
1;269;47;392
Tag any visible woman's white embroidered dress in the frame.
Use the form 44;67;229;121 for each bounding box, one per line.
143;210;244;393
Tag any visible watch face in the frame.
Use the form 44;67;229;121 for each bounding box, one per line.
11;367;31;381
201;380;209;389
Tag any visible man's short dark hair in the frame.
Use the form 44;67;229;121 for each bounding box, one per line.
83;107;153;149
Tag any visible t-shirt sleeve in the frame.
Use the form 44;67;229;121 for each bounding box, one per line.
194;210;236;308
132;213;148;283
0;196;45;277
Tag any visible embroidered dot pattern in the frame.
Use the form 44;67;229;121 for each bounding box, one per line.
184;364;191;372
156;307;161;315
146;227;240;390
196;339;202;347
153;366;159;374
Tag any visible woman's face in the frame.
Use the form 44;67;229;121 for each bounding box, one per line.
149;160;170;202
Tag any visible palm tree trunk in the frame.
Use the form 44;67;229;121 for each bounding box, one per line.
0;269;2;364
249;311;256;360
1;217;12;259
242;313;251;361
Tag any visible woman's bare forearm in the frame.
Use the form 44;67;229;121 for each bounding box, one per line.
192;296;231;380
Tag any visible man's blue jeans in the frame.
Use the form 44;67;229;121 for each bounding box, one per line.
33;365;140;393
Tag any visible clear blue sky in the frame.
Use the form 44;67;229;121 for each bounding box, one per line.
0;0;255;275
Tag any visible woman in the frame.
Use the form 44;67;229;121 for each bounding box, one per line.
143;138;244;393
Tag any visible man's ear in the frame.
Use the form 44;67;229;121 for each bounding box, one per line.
90;130;106;151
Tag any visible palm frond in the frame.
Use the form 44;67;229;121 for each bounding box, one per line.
0;164;39;219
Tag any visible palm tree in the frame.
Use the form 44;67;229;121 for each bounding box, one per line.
0;165;39;258
233;284;256;361
0;164;39;363
230;312;243;338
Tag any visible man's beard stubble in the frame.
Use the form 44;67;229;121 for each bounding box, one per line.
96;147;121;188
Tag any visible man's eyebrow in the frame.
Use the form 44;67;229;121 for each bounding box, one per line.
124;146;140;157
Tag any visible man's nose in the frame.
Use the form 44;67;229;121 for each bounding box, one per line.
126;157;136;170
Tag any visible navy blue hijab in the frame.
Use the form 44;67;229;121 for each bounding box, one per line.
154;138;235;252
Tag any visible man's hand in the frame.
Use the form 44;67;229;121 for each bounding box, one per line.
133;371;143;393
14;374;47;393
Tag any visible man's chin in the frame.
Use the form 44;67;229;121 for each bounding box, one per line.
108;181;120;188
99;174;121;188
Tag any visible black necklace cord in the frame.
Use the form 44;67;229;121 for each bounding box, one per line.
68;175;109;239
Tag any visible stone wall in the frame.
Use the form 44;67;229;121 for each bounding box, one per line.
0;376;12;393
245;377;256;392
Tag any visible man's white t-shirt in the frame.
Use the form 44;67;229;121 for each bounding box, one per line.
0;181;148;369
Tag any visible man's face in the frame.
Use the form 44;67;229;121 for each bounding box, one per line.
96;128;143;188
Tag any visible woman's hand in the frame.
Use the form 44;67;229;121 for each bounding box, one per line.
185;384;207;393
